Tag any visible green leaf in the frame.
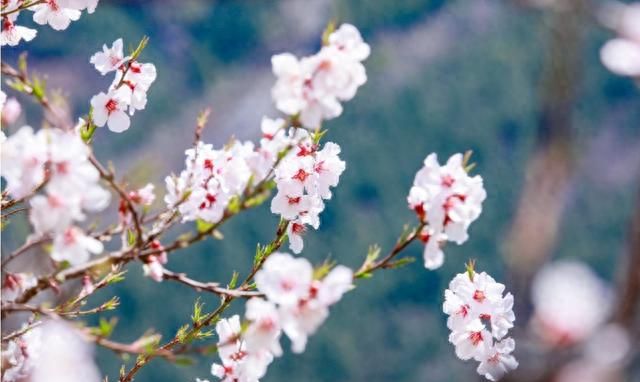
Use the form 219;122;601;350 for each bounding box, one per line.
191;298;205;324
313;258;336;280
228;271;239;289
126;229;136;246
227;196;241;214
383;256;416;269
321;20;336;46
175;324;190;344
195;218;214;233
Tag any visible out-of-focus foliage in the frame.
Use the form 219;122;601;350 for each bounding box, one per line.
2;0;639;381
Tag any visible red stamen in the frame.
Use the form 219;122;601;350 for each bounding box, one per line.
469;331;483;346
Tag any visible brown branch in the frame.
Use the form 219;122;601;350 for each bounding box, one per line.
354;222;425;278
2;235;50;269
162;270;263;298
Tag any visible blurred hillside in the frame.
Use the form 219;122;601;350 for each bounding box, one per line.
2;0;639;381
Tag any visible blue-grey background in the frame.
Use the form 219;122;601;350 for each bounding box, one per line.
2;0;639;381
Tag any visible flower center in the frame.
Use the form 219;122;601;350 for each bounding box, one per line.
473;290;486;303
292;168;309;182
105;99;118;113
469;331;483;346
287;196;301;205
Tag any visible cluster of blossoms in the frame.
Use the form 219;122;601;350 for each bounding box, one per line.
168;24;364;255
270;128;345;254
199;253;353;382
89;38;157;133
165;139;261;224
271;23;369;128
443;267;517;381
1;0;98;46
2;320;101;382
1;126;110;266
407;153;486;269
600;2;640;77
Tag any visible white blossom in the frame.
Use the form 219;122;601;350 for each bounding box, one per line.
1;97;22;125
1;17;37;46
51;226;104;265
90;38;127;75
408;153;486;269
531;261;611;345
0;126;48;199
90;88;131;133
32;0;82;31
600;3;640;77
1;273;37;303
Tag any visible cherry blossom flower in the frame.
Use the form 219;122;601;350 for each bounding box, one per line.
210;315;274;382
90;38;128;75
129;183;155;206
1;17;37;46
0;126;48;199
449;318;492;361
90;88;131;132
600;3;640;77
286;220;307;254
112;61;157;115
328;23;371;62
254;253;353;353
531;261;611;346
2;324;41;382
65;0;99;14
269;132;344;252
51;226;104;265
32;1;82;31
419;226;445;270
254;252;313;307
443;266;517;379
166;140;257;223
29;192;85;235
244;298;283;356
142;240;167;282
27;320;101;382
407;153;486;269
312;142;345;199
1;97;22;125
1;273;37;303
476;338;519;382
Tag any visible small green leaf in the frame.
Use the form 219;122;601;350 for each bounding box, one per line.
228;271;239;289
196;218;214;233
321;20;336;46
383;256;416;269
126;229;136;246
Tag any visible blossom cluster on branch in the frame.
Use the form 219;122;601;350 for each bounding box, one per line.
1;0;97;46
443;265;517;381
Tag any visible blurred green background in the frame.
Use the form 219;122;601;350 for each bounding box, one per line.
2;0;639;381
